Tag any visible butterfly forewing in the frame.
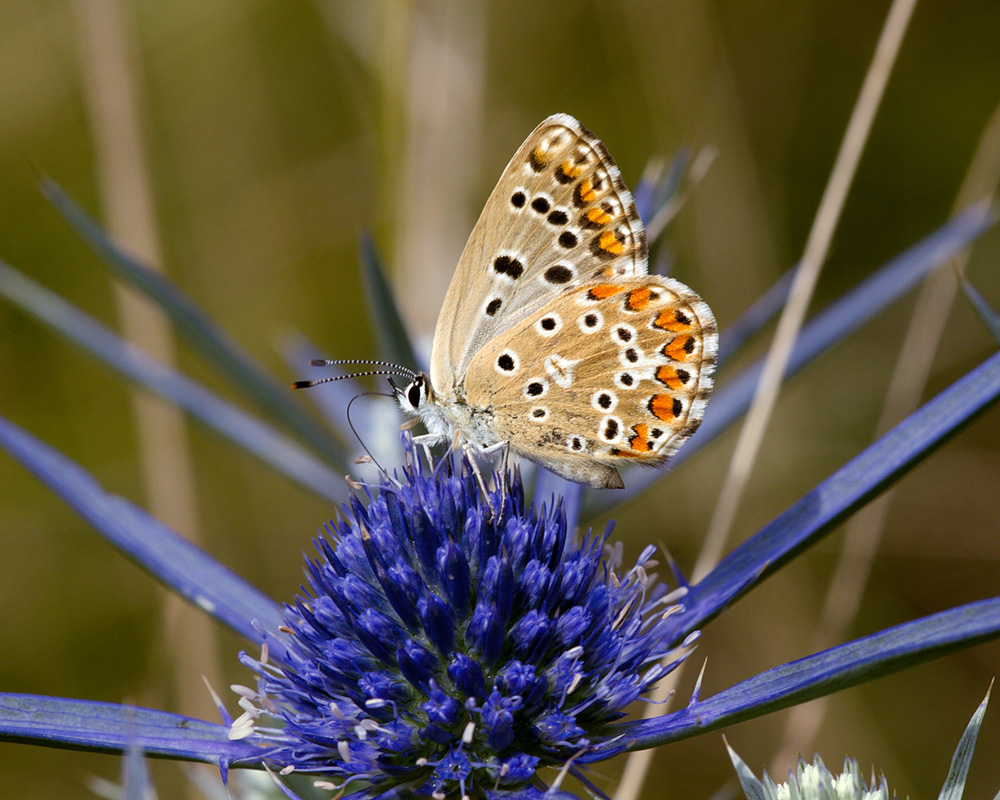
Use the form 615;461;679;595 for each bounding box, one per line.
430;114;649;397
463;277;718;488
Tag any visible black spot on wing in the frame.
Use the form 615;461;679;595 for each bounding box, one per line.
493;255;524;279
544;264;574;284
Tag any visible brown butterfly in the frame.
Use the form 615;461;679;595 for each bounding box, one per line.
392;114;717;489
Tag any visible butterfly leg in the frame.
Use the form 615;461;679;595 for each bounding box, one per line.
411;432;447;472
460;438;501;519
477;440;511;514
499;443;512;514
412;431;501;518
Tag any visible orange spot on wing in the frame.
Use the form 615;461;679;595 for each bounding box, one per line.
629;423;652;452
587;207;612;226
560;161;582;179
654;310;692;332
626;287;651;311
577;178;597;205
656;366;684;390
610;447;644;458
598;229;625;255
587;284;624;299
649;394;678;422
662;335;694;362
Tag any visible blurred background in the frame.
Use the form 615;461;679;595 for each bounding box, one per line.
1;1;999;798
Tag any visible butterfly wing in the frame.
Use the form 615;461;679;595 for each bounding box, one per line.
463;277;718;488
430;114;649;399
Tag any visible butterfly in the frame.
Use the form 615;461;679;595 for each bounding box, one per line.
303;115;717;489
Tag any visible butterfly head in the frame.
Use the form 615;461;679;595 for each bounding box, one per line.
397;372;432;414
395;372;467;446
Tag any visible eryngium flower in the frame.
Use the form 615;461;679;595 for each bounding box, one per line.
729;750;894;800
233;436;697;798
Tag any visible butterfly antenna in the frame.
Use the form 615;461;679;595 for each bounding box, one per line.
292;360;417;390
316;359;416;378
345;391;397;483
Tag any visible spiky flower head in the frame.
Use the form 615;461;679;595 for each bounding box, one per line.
729;747;895;800
232;435;697;798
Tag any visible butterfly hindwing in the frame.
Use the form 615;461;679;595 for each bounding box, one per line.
463;276;718;488
430;114;649;398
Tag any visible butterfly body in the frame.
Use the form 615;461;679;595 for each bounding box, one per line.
399;373;505;454
400;114;718;489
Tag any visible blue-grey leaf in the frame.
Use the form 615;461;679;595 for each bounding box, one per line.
673;349;1000;638
937;684;992;800
358;233;422;373
122;741;153;800
716;266;796;364
726;739;770;800
39;178;349;467
0;415;284;652
958;274;1000;345
0;262;345;501
633;149;691;232
0;694;265;766
594;597;1000;755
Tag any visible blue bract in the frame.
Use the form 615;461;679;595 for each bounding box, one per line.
233;435;697;798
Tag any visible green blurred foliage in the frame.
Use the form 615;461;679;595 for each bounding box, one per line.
1;1;998;798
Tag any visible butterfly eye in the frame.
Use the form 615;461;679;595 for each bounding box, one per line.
406;380;423;408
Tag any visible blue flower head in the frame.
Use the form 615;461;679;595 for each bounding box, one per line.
233;434;696;798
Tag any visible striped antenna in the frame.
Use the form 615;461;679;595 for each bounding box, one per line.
292;359;417;390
